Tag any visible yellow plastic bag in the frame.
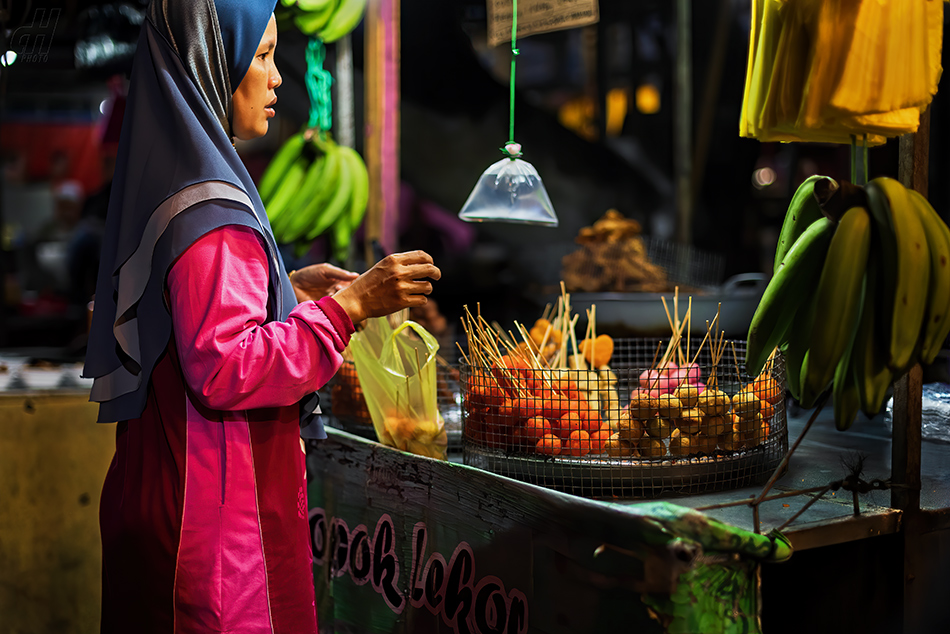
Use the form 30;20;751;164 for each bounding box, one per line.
348;317;447;460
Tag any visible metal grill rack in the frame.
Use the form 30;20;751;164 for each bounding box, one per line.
460;338;787;499
642;236;726;290
323;360;464;451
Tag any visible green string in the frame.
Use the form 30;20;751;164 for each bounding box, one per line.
305;38;333;133
851;134;858;185
849;134;870;186
508;0;518;145
863;133;869;184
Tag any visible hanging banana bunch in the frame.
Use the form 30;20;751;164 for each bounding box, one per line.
278;0;368;43
257;26;369;262
746;175;950;431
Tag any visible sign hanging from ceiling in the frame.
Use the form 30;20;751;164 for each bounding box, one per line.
486;0;599;48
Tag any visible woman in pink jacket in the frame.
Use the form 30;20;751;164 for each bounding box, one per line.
83;1;439;632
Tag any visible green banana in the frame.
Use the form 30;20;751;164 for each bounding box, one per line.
746;216;836;376
799;206;871;407
258;131;306;205
851;260;893;417
330;214;352;263
780;342;799;402
319;0;367;43
264;149;311;229
294;0;339;35
906;189;950;365
306;145;353;240
773;175;837;273
273;136;329;241
282;140;343;243
329;145;369;262
297;0;335;11
832;346;861;431
784;292;817;405
865;177;931;372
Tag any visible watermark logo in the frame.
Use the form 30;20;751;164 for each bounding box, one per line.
11;8;61;64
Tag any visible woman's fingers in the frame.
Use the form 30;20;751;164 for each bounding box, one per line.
397;263;441;283
332;251;441;324
400;279;433;296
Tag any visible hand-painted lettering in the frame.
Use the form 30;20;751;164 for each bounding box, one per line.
311;509;528;631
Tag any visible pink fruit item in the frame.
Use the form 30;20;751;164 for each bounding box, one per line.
652;373;676;394
668;367;688;387
682;363;702;383
639;369;659;389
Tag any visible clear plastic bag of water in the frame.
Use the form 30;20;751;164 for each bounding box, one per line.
458;157;558;226
884;382;950;443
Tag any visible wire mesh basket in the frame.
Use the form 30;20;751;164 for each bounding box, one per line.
323;360;464;451
556;237;726;294
460;338;787;499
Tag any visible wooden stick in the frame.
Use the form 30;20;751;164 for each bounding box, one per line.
569;314;582;366
689;318;716;369
687;296;692;367
647;341;665;391
456;341;471;366
661;296;676;335
730;341;742;384
583;307;594;368
541;302;553;324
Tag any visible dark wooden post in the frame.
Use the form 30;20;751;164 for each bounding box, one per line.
894;106;928;634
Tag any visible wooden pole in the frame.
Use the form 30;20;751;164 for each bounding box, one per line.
690;0;731;212
334;34;356;150
363;0;400;266
673;0;692;247
895;106;928;634
892;108;928;512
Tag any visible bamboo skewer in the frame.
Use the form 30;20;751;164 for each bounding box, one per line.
730;341;743;385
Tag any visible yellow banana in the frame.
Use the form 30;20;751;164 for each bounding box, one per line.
906;189;950;365
799;206;871;407
851;260;893;417
865;177;931;373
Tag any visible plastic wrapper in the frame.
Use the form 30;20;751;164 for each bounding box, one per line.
458;156;558;226
348;317;448;460
885;382;950;444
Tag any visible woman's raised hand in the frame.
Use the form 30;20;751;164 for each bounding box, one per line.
290;263;359;303
332;251;441;325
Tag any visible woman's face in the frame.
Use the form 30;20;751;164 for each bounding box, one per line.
232;14;281;141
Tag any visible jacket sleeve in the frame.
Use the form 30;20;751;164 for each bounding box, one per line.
166;223;355;411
